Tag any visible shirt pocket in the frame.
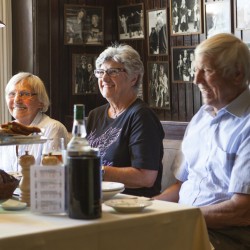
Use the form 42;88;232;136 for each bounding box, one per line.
208;145;236;179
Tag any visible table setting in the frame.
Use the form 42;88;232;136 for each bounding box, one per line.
0;118;212;250
0;187;212;250
1;181;151;213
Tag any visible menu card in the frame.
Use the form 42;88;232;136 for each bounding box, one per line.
30;165;65;214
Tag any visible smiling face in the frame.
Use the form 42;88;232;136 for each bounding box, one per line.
98;60;137;103
6;79;43;125
194;55;243;112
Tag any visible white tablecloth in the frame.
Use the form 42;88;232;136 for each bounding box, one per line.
0;195;211;250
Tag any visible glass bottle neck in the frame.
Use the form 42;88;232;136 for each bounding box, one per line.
72;119;86;138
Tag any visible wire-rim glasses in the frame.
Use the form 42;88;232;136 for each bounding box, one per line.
94;68;126;78
7;91;38;100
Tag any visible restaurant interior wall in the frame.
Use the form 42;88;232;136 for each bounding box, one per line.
11;0;244;131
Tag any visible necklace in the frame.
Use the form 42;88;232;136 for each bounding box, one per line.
110;97;137;119
113;108;126;118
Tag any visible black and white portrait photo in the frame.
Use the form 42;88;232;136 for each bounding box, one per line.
172;46;195;83
137;84;144;100
147;8;168;55
148;62;170;109
170;0;202;36
72;54;98;95
117;3;144;40
205;0;231;38
64;5;104;45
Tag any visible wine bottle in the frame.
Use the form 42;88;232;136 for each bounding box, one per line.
67;104;90;156
66;104;102;219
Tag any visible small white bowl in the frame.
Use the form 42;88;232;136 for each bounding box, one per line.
102;188;125;201
102;181;125;192
102;181;125;201
1;199;27;211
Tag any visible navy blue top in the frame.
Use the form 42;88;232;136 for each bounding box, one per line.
86;98;164;197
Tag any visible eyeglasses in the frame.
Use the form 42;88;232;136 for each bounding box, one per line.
8;91;37;100
94;68;126;78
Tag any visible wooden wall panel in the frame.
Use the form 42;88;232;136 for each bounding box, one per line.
11;0;246;131
12;0;34;73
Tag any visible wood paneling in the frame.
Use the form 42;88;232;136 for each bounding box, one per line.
161;120;188;140
11;0;244;131
12;0;34;73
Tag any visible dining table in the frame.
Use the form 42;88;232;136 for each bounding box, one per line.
0;194;212;250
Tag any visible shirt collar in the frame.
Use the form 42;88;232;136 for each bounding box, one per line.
204;87;250;118
30;112;44;126
224;88;250;118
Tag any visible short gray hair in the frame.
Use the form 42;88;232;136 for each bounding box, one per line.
95;44;144;92
5;72;50;112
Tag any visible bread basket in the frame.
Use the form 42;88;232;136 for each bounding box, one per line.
0;169;19;200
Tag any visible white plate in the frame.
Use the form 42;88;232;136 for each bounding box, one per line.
104;198;152;213
1;199;27;211
0;136;47;146
0;133;41;139
102;181;125;192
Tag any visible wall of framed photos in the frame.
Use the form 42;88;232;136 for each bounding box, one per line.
11;0;250;130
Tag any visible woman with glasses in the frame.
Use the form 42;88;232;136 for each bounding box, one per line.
87;44;164;197
0;72;70;172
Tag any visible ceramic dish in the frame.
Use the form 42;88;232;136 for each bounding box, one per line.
0;136;47;146
104;198;152;213
102;188;125;201
0;133;41;139
102;181;125;192
1;199;27;211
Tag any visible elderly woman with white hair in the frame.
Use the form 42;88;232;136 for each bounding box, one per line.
0;72;70;172
86;44;164;197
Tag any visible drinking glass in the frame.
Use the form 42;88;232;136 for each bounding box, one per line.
42;137;65;164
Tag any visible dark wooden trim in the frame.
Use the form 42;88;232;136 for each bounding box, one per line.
161;121;188;140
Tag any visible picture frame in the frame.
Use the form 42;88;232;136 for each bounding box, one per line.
148;61;170;109
147;8;168;55
117;3;145;40
171;46;196;83
170;0;202;36
72;54;98;95
137;84;144;100
64;4;104;45
235;0;250;30
205;0;231;38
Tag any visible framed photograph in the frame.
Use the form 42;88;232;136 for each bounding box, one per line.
148;62;170;109
64;4;104;45
171;46;196;83
147;8;168;55
205;0;231;38
137;84;144;100
72;54;98;95
117;3;144;40
170;0;202;36
235;0;250;30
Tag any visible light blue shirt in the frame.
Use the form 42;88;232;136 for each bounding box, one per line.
174;88;250;206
